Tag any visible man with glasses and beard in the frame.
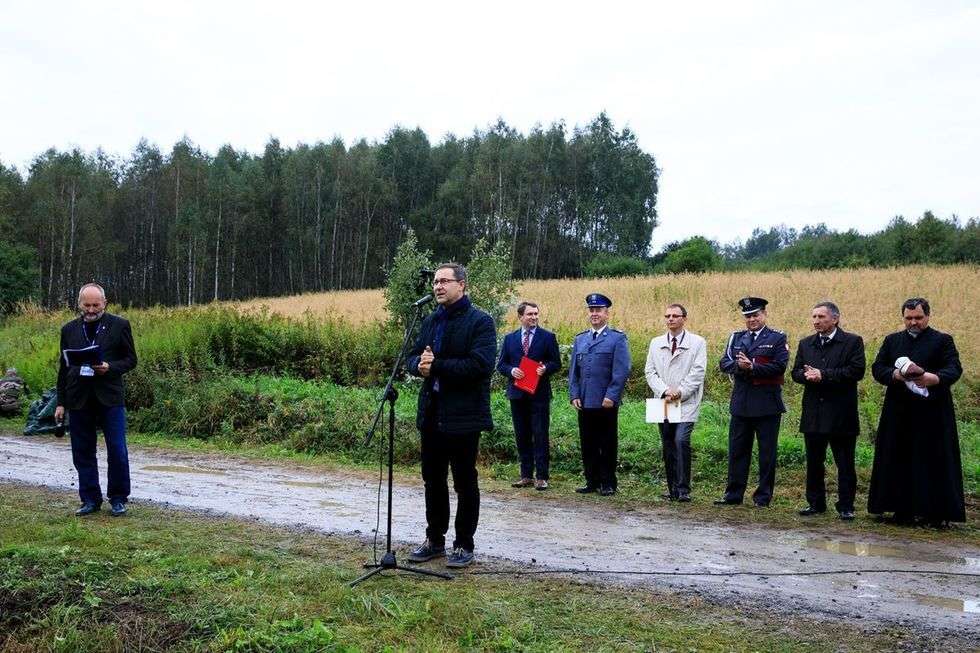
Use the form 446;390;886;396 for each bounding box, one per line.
55;283;138;517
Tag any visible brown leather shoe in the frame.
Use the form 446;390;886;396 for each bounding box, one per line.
535;479;549;491
511;478;533;488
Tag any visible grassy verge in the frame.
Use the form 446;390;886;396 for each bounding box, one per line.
0;484;959;652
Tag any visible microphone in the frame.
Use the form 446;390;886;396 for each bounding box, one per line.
412;294;434;307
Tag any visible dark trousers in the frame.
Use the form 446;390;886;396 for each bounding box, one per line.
68;401;130;505
510;398;550;480
724;414;781;505
658;421;693;497
420;427;481;551
578;407;618;489
804;432;857;513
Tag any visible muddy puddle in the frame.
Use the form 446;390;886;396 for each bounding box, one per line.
913;594;980;613
801;537;980;567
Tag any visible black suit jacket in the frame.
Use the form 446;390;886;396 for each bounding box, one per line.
790;329;865;436
57;313;138;409
496;327;561;402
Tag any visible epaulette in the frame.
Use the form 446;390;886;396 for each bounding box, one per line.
575;329;590;336
610;328;625;334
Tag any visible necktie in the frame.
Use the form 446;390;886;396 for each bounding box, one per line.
820;335;828;348
592;331;598;340
522;330;530;355
671;336;677;354
751;331;757;344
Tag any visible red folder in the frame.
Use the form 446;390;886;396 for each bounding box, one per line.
514;356;541;395
750;355;784;385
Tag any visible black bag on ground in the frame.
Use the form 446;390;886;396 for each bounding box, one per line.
24;388;64;436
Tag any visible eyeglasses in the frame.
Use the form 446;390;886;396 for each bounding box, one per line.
432;278;459;286
664;314;684;319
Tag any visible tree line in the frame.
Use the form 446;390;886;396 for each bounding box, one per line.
584;212;979;278
0;113;659;309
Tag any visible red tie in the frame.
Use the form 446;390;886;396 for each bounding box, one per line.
522;330;530;355
671;336;677;355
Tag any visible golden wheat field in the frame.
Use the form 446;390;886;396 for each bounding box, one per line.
237;265;980;365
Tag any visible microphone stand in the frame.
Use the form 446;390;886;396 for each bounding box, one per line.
350;300;452;586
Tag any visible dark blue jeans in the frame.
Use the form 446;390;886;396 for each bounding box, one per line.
509;398;550;480
69;403;130;505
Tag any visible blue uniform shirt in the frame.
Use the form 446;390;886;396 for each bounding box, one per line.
568;327;631;409
719;325;789;417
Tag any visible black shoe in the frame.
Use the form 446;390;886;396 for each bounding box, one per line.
838;511;856;521
75;502;100;516
110;500;127;517
575;486;598;494
753;501;769;508
599;486;616;496
798;506;825;516
407;539;445;563
677;494;691;503
660;492;675;500
713;497;741;506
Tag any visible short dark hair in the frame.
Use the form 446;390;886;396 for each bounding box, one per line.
517;301;538;316
902;297;930;315
812;301;840;319
666;303;687;318
435;262;466;284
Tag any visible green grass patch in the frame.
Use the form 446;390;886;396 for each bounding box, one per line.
0;484;951;652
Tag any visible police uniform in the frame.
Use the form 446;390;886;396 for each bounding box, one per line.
568;293;632;494
716;297;788;507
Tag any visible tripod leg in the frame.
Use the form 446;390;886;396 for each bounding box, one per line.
349;565;385;587
398;564;454;580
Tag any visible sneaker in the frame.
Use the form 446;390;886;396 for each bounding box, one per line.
446;547;475;568
407;539;445;563
838;511;856;521
75;502;100;516
110;500;127;517
534;479;549;491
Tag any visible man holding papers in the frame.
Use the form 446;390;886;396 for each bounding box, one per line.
55;283;138;517
644;304;706;502
496;302;561;490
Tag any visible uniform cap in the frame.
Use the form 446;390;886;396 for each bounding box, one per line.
738;296;768;315
586;293;612;308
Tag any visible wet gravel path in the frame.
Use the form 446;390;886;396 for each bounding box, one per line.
2;434;978;641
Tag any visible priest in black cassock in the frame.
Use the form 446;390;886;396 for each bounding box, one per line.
868;297;965;526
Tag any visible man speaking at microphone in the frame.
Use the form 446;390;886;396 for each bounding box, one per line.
405;263;496;569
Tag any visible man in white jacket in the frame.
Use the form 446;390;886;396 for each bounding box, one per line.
644;303;707;502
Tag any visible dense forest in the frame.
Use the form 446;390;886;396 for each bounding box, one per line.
0;113;659;309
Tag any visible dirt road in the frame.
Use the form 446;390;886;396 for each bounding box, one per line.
2;434;977;641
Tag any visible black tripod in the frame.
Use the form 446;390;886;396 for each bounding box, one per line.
350;302;452;586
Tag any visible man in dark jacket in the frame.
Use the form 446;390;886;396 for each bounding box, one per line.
791;301;866;520
55;283;138;517
715;297;789;508
496;301;562;490
405;263;496;568
868;297;964;526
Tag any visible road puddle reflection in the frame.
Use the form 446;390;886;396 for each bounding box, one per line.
142;464;226;475
913;594;980;613
805;538;978;566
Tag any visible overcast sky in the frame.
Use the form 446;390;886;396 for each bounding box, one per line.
2;1;978;250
